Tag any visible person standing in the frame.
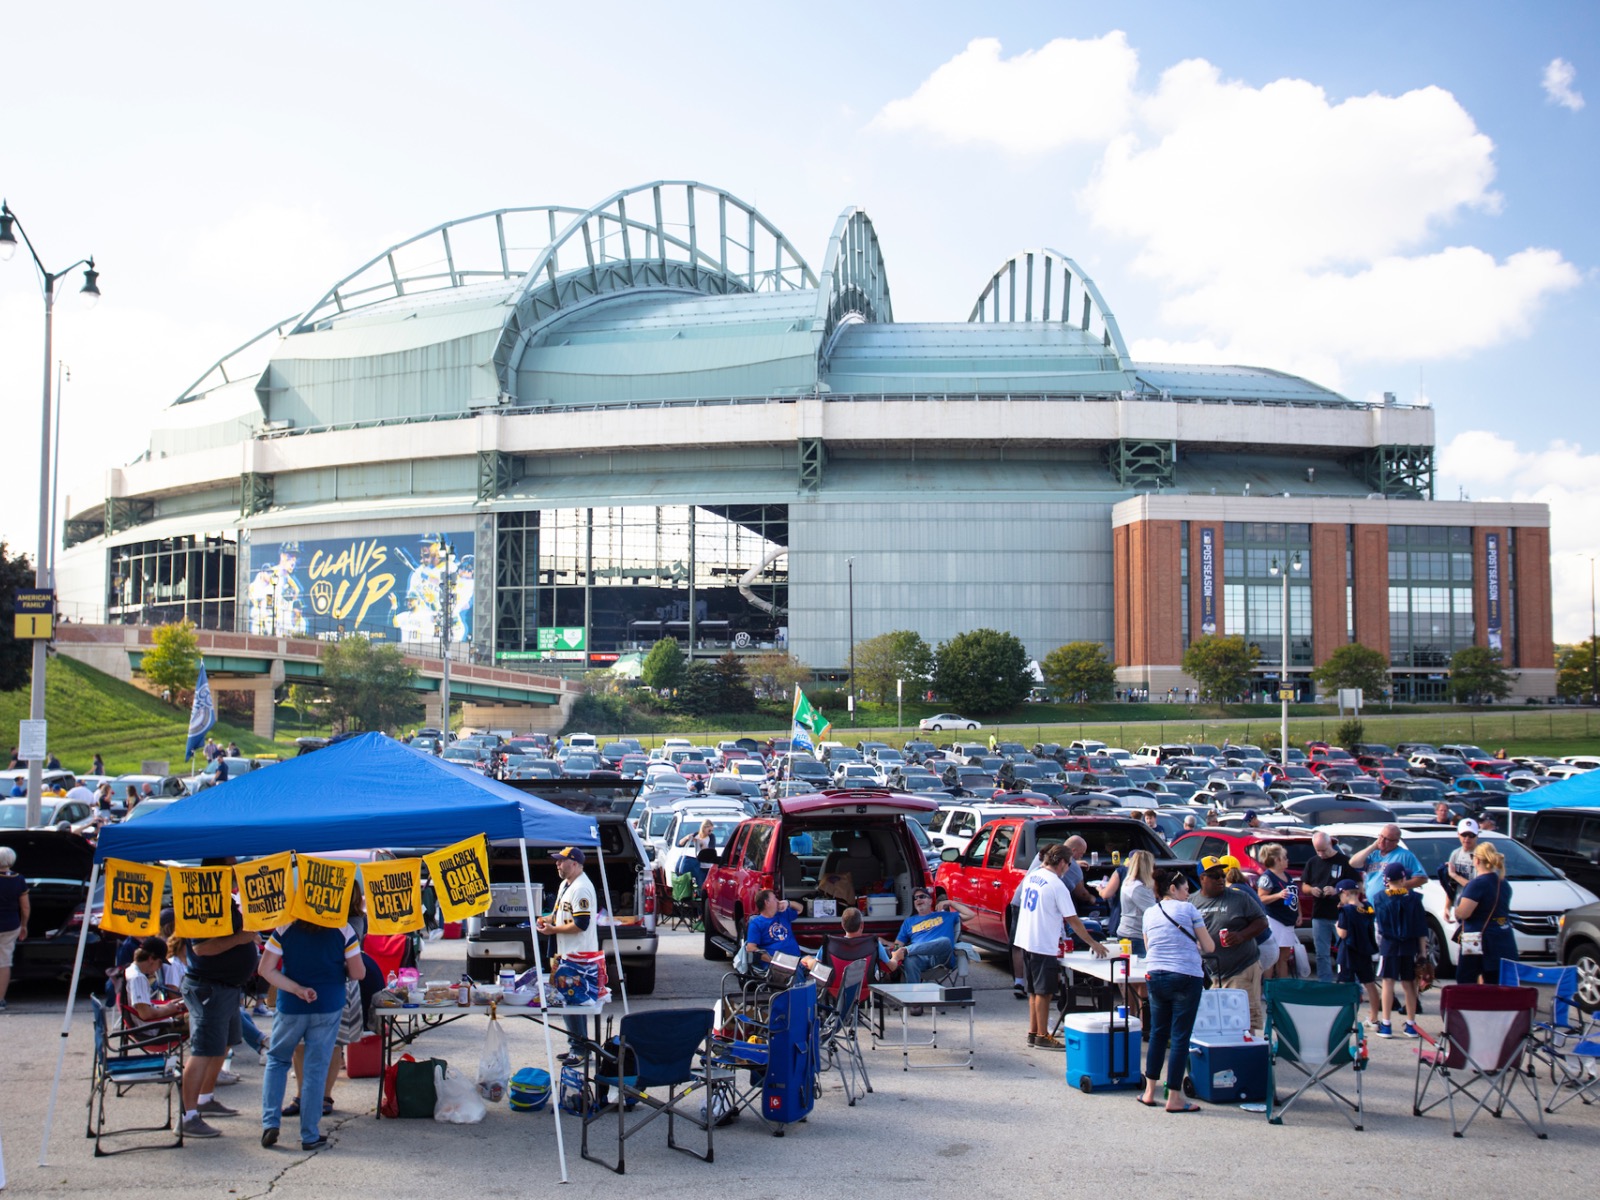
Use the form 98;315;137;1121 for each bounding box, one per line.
1254;844;1299;980
537;847;603;1064
1373;862;1427;1038
91;753;105;776
1349;825;1426;907
1444;820;1480;920
1013;844;1107;1051
0;846;30;1012
1453;842;1518;986
1300;832;1351;983
1139;868;1215;1112
179;884;260;1138
257;916;364;1150
1192;855;1269;1034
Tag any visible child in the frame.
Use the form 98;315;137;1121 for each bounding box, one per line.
1334;877;1381;1028
1373;861;1427;1038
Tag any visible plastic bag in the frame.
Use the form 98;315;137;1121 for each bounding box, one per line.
434;1064;487;1124
1292;941;1311;980
476;1018;511;1103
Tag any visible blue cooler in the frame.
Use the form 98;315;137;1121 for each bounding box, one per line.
1063;1011;1141;1093
1186;988;1268;1103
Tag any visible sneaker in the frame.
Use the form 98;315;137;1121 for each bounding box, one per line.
559;1051;584;1066
261;1127;279;1149
197;1098;239;1117
0;999;9;1012
216;1069;241;1086
180;1114;222;1139
1013;982;1027;1000
251;1003;268;1015
1375;1022;1394;1038
1034;1034;1065;1051
1402;1022;1421;1039
301;1135;329;1151
1027;1033;1038;1047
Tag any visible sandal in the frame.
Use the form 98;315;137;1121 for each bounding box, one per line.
322;1096;335;1116
1166;1103;1202;1114
282;1099;301;1117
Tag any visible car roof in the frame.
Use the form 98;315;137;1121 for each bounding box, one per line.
778;790;940;816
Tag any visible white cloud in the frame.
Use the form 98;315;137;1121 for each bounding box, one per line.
1543;57;1585;111
869;34;1139;153
1439;431;1600;641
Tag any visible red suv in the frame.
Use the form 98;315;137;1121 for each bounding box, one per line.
1168;828;1319;923
700;790;937;959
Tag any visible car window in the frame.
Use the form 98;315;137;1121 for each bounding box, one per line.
986;824;1016;869
742;824;774;871
1530;814;1580;855
1578;818;1600;858
949;811;977;838
964;826;994;864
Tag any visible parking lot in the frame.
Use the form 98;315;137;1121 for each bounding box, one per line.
2;927;1595;1199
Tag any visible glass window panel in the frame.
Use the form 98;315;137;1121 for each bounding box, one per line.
1224;547;1244;576
1389;551;1407;580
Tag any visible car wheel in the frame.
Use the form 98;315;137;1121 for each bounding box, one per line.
1566;940;1600;1013
624;960;657;995
965;723;976;731
1425;920;1456;980
929;724;943;732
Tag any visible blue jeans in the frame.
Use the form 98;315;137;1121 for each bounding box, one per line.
1144;971;1204;1089
239;1011;265;1054
1312;918;1338;983
262;1009;341;1144
681;858;707;888
899;937;954;984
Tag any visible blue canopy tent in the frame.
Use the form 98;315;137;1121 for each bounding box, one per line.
44;734;606;1178
1509;770;1600;811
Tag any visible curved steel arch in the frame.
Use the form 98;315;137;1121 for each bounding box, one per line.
173;312;301;405
493;182;817;395
968;248;1129;362
814;207;893;371
290;205;590;334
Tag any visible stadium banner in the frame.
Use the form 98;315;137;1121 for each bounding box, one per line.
1199;527;1217;636
246;530;474;644
1485;533;1502;653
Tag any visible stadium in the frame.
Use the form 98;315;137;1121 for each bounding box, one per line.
56;181;1554;705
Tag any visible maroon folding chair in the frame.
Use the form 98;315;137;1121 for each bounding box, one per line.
1413;984;1547;1139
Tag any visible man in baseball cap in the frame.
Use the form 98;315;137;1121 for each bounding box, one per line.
549;846;587;866
1445;820;1480;915
537;845;600;1063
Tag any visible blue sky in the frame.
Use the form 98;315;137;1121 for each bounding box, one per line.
2;1;1595;634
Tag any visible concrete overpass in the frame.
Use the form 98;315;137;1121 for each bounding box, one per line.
54;624;580;737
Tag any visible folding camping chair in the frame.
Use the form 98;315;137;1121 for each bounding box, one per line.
579;1008;716;1174
1263;979;1367;1129
1496;962;1600;1112
709;980;818;1136
86;994;186;1156
1413;984;1547;1139
664;872;704;932
817;957;872;1105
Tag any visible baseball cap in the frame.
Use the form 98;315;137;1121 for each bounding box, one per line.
1200;854;1240;873
1244;810;1258;821
550;846;587;865
1457;818;1479;835
1336;877;1362;893
1383;861;1408;882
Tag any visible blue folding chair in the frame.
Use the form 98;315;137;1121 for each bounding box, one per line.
85;995;186;1156
1498;961;1600;1112
580;1008;716;1174
818;957;872;1105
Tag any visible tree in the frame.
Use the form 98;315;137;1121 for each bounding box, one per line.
285;682;325;729
640;637;686;692
1181;635;1258;702
1040;641;1116;703
1557;639;1600;702
674;661;723;717
931;628;1032;714
853;631;934;703
1450;645;1513;705
1311;643;1389;701
0;542;35;692
320;636;420;732
745;651;810;700
710;651;755;713
141;620;201;701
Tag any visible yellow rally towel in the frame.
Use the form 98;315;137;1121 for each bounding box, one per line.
170;866;235;938
290;855;357;929
361;858;426;935
100;859;167;938
235;853;294;932
423;835;492;921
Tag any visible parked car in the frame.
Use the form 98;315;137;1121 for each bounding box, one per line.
652;801;747;884
1170;828;1319;924
0;830;118;985
919;713;980;731
1524;807;1600;897
701;791;938;958
925;802;1044;854
0;797;97;832
1556;900;1600;1011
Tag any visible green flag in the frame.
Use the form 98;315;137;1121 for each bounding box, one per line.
791;686;832;756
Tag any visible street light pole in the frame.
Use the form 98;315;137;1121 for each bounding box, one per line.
1270;548;1302;764
0;200;100;828
440;539;453;738
1589;555;1596;706
847;557;855;725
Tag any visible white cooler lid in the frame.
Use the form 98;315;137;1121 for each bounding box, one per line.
1191;987;1251;1035
1060;1012;1143;1033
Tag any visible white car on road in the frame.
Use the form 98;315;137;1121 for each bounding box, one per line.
919;713;980;731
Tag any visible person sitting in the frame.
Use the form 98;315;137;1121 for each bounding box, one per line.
880;888;972;984
743;889;804;971
122;936;187;1029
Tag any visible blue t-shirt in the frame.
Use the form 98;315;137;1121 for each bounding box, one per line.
0;873;28;933
789;832;814;855
1335;902;1377;969
1364;848;1424;905
745;909;801;958
265;922;359;1015
1458;872;1513;933
1374;889;1426;956
896;910;958;947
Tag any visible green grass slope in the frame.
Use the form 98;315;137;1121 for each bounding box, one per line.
0;656;281;775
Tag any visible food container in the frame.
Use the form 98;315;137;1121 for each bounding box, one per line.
422;980;455;1005
865;895;897;918
475;984;505;1004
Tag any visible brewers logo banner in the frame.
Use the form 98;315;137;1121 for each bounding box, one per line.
423;834;492;921
101;859;167;938
171;866;235;938
290;854;357;929
360;858;425;935
235;853;294;932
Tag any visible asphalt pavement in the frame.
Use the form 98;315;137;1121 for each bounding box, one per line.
2;932;1594;1197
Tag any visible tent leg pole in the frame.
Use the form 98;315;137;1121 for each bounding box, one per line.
595;849;629;1016
521;840;568;1183
40;860;100;1166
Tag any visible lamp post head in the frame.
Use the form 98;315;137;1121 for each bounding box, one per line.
80;259;100;307
0;206;16;262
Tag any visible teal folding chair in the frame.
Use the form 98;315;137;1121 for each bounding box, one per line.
1264;979;1366;1129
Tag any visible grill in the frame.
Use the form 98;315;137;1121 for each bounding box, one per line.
1509;912;1560;937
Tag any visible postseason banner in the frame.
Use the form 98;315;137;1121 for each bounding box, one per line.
235;853;294;932
1485;533;1503;653
291;855;358;929
1199;527;1217;636
170;866;235;938
423;835;492;922
101;859;166;938
360;858;426;935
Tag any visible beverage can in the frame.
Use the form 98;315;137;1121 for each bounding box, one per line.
1111;850;1122;866
1090;851;1100;866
